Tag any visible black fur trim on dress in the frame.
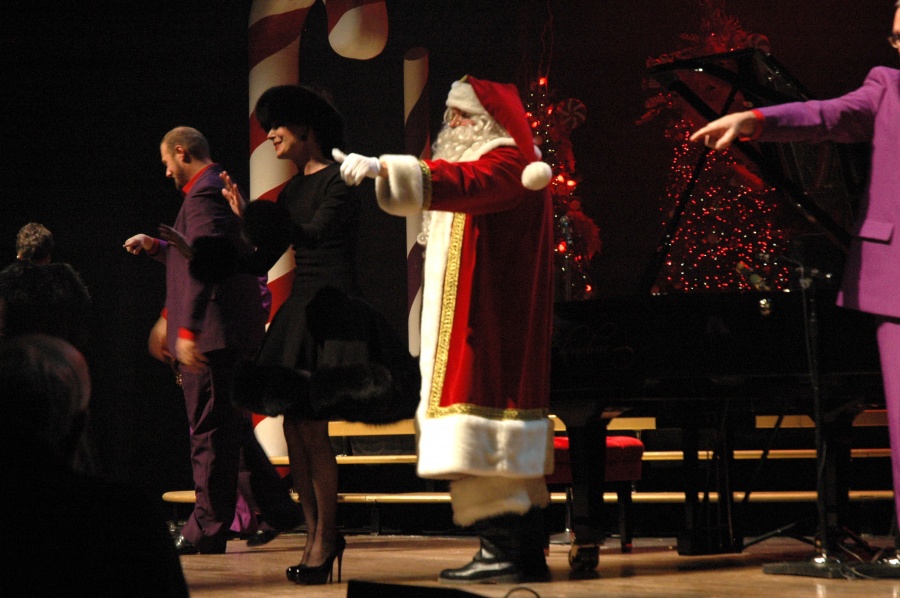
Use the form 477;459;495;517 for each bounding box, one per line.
310;362;420;423
305;287;421;424
232;360;312;417
310;362;399;423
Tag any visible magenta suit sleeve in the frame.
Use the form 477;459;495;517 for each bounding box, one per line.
756;67;889;144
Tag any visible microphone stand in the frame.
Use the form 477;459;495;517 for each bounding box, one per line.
762;260;876;578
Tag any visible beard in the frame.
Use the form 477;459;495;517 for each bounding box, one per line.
418;112;509;247
432;112;508;161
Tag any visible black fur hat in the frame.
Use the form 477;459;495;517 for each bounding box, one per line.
255;85;344;156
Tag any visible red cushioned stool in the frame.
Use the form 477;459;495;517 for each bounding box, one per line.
546;434;644;553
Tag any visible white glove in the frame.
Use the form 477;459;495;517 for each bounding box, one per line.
333;148;381;186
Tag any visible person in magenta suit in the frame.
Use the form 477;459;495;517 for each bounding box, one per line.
691;2;900;548
124;126;299;554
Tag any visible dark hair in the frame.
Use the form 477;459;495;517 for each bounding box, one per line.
0;334;90;464
255;85;344;155
0;261;92;350
16;222;54;263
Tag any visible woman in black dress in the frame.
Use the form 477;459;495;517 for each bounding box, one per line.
222;85;360;585
179;84;416;585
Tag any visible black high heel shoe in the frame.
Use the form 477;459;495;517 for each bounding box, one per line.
291;534;346;585
285;562;306;582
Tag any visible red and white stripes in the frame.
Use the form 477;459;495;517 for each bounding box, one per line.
326;0;389;59
403;47;429;357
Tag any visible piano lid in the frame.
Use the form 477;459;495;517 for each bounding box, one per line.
648;49;869;254
551;291;882;406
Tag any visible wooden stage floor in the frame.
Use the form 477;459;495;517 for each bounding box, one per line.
179;533;900;597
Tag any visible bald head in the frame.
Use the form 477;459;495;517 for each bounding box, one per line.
161;126;211;161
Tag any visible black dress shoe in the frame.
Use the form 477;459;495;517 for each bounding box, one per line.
439;542;521;584
441;511;551;584
174;534;200;556
439;537;549;584
247;529;280;547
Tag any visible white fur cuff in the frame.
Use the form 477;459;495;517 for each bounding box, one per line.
449;476;550;527
375;154;426;217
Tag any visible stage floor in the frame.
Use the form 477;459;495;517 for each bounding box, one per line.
179;533;900;597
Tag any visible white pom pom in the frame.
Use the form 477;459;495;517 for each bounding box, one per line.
521;161;552;191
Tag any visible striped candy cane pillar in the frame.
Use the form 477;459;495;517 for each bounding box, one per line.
403;47;429;357
247;0;389;455
326;0;388;59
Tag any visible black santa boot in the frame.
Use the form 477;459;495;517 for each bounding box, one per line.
439;509;550;584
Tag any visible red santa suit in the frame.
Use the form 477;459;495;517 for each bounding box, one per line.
374;77;556;525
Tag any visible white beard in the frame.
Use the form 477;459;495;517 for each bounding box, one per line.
418;114;507;246
432;113;506;161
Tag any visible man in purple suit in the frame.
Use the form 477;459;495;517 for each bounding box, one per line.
691;2;900;552
124;127;299;554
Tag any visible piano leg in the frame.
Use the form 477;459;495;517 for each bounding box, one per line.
676;410;743;555
551;403;608;571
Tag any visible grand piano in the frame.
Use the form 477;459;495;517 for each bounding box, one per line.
549;50;883;567
551;288;883;559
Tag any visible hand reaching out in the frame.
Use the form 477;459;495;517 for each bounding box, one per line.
332;149;383;186
220;170;247;217
123;234;156;255
689;111;760;150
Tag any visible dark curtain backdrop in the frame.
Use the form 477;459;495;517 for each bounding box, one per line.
2;0;895;506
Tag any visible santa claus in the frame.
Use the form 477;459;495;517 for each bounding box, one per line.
336;75;556;583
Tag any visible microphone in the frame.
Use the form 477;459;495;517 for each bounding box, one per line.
736;260;772;292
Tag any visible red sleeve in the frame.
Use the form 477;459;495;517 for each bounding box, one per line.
425;146;529;215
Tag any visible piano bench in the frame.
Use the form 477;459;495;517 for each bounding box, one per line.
546;435;645;553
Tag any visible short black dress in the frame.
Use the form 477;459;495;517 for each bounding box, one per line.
231;164;419;423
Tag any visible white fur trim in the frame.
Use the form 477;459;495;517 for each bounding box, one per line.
449;476;550;527
445;80;486;115
415;138;516;425
522;161;553;190
375;154;425;216
416;210;453;432
416;412;553;479
466;137;514;160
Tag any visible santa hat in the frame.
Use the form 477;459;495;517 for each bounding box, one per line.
445;76;553;191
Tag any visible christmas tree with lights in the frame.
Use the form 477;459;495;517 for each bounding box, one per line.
523;77;601;301
639;0;800;293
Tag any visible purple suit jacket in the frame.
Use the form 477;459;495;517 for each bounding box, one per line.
757;66;900;320
154;164;268;355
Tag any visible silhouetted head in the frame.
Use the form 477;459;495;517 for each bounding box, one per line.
0;334;91;467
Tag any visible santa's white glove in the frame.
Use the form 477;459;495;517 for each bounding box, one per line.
333;148;381;186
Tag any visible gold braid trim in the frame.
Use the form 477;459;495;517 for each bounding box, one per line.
425;213;548;422
432;401;550;421
419;160;432;210
426;212;464;416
